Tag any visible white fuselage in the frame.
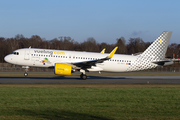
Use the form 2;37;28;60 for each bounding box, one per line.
4;48;138;72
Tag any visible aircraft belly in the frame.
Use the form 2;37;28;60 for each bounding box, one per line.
97;62;129;72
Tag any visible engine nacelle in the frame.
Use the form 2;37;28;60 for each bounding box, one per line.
54;63;72;76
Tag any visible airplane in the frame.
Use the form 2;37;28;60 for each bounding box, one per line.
4;31;173;80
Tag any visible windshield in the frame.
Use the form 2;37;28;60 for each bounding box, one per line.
11;52;19;55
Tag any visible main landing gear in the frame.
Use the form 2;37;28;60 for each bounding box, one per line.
80;69;87;80
80;73;87;80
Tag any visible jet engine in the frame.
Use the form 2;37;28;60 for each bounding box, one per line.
54;63;72;76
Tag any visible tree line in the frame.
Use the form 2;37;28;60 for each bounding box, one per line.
0;34;179;63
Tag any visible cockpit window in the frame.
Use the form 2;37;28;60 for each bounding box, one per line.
11;52;19;55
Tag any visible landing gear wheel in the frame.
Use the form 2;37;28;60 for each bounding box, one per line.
24;72;28;77
80;73;87;80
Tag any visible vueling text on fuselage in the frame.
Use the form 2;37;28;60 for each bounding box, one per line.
34;50;65;55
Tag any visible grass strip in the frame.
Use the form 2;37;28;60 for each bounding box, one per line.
0;85;180;120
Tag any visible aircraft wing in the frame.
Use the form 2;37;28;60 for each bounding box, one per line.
72;47;118;68
72;57;109;68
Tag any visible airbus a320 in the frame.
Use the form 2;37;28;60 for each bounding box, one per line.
4;31;173;79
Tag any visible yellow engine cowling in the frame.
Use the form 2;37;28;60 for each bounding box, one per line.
54;63;72;76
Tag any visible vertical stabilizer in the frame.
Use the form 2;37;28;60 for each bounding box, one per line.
141;31;172;60
127;31;172;71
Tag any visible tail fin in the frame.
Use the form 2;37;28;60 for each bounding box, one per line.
127;31;172;71
141;31;172;60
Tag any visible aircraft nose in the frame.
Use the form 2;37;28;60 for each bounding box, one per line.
4;55;11;63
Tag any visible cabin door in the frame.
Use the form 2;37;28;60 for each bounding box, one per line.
24;50;30;60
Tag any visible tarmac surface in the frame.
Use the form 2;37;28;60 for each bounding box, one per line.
0;76;180;84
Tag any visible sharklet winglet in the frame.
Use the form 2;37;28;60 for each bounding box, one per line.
108;47;118;58
100;48;106;53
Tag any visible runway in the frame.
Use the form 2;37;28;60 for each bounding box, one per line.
0;76;180;84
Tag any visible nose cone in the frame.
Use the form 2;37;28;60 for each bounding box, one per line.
4;55;11;63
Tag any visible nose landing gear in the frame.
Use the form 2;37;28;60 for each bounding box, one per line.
22;66;29;77
24;72;28;77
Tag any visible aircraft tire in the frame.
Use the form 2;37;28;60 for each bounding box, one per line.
24;72;28;77
80;74;87;80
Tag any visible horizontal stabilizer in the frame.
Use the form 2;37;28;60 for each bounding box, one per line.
151;59;173;66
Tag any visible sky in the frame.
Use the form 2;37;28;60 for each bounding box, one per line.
0;0;179;44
